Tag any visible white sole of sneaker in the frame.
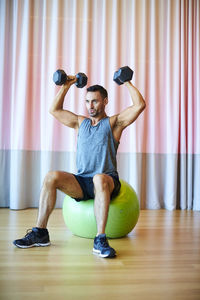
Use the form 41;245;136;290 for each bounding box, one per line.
93;248;116;258
14;242;51;249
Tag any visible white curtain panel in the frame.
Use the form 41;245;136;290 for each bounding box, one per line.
0;0;199;210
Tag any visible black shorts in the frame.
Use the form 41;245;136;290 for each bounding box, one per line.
73;174;121;202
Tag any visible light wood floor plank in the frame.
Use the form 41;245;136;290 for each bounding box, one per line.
0;209;200;300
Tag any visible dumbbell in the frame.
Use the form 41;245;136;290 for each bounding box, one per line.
113;66;134;85
53;69;88;88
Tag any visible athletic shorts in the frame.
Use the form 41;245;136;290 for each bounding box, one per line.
73;174;121;202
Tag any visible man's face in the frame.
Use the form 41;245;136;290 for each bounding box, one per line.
85;91;107;117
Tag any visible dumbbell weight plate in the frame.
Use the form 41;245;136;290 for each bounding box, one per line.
75;72;88;88
113;66;134;85
53;69;67;85
113;71;124;85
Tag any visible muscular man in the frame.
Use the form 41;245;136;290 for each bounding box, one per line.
13;75;145;258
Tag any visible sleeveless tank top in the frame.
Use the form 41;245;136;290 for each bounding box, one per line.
76;117;119;177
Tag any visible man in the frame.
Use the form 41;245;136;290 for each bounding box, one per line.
13;74;146;258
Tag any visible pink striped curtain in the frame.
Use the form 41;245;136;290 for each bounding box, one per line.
0;0;199;210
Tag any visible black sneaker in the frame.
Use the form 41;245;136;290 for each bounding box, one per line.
93;234;116;258
13;227;51;248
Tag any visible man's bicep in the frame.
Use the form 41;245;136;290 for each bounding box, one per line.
116;105;145;128
51;109;79;129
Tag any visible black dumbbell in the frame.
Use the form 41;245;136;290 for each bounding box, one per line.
113;66;134;85
53;69;88;88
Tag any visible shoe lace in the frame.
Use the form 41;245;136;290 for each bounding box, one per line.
99;237;110;248
24;229;35;240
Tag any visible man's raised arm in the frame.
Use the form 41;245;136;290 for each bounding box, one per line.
116;81;146;129
111;80;146;142
49;76;80;129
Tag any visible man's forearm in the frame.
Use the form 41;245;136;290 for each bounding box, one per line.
49;85;70;114
125;81;146;108
49;76;77;114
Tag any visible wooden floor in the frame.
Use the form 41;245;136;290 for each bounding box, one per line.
0;209;200;300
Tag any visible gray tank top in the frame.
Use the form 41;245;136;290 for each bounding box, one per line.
76;117;119;177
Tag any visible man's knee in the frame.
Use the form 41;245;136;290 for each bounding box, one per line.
93;174;113;192
43;171;60;188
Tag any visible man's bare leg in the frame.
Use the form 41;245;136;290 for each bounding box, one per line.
13;171;83;248
36;171;84;228
93;174;114;235
93;174;116;258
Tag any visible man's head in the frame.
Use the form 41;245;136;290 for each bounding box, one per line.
86;85;108;118
87;85;108;99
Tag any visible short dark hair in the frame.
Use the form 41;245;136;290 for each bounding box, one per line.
87;85;108;99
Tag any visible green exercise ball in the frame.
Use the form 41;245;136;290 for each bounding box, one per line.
62;179;140;239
